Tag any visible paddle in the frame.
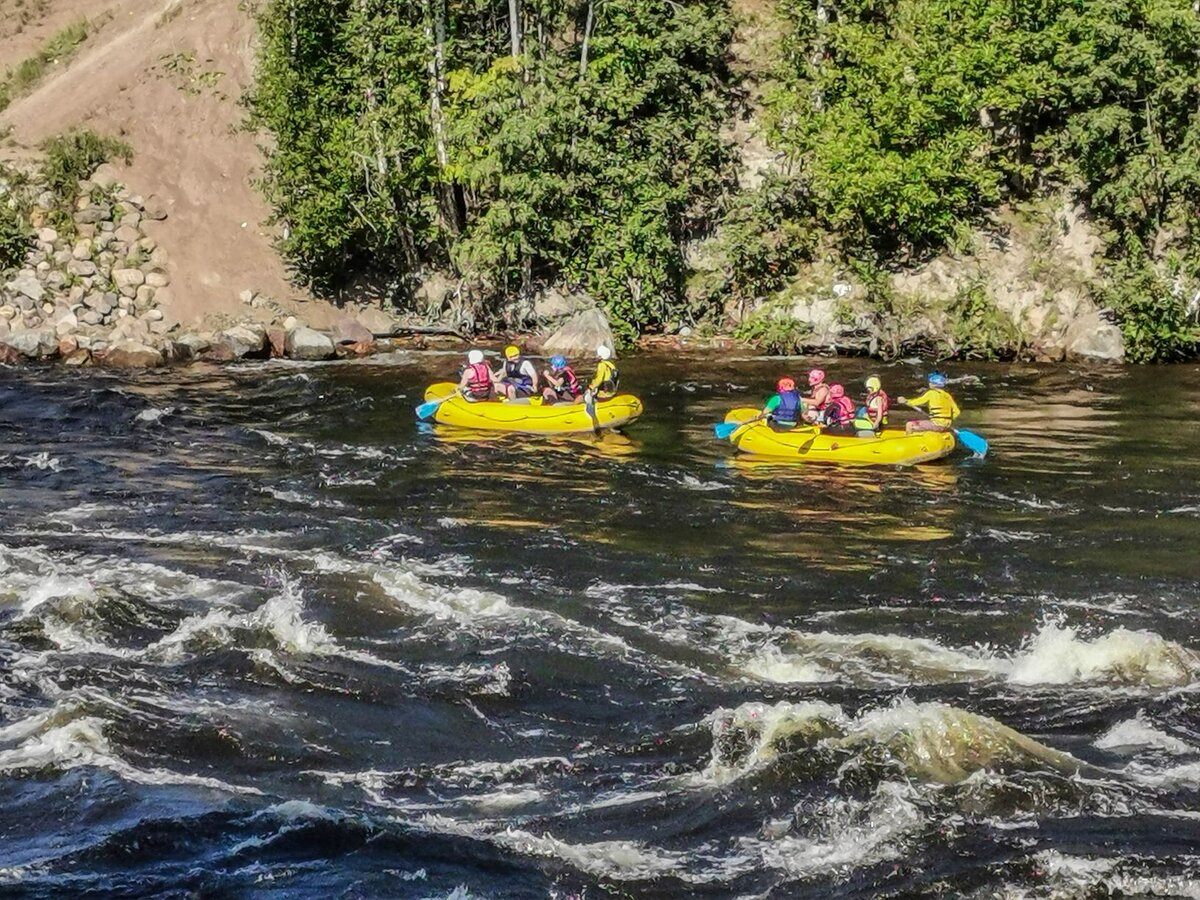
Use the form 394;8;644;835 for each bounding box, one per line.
415;391;457;421
584;390;601;433
952;427;989;457
713;414;765;440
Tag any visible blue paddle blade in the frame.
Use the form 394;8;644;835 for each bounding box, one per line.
414;399;442;420
713;421;741;440
954;428;989;456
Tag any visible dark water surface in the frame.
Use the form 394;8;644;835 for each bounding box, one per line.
2;352;1200;898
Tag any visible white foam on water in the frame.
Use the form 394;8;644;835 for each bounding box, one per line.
1095;712;1194;755
1032;850;1200;899
700;700;849;786
0;708;260;795
135;406;174;423
1007;620;1200;687
751;781;925;879
20;452;62;472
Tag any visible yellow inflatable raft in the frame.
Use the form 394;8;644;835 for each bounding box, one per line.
422;382;643;434
720;407;955;465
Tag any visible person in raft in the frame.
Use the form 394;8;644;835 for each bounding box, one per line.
495;344;539;399
585;345;619;402
859;375;890;432
541;355;584;404
801;368;831;423
761;376;803;428
822;383;857;432
898;372;960;433
459;349;495;401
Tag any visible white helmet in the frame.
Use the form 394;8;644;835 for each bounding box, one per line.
596;344;612;360
467;349;484;364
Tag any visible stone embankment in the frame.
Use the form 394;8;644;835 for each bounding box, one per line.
0;171;400;368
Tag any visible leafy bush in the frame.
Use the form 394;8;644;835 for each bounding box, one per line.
734;304;812;355
40;130;133;202
0;203;30;271
940;279;1023;360
1101;248;1200;363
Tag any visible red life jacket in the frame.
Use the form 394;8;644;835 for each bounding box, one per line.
465;361;492;398
555;365;581;397
826;394;856;425
867;389;890;424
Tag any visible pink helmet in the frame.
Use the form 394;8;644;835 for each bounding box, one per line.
808;368;826;386
829;384;845;399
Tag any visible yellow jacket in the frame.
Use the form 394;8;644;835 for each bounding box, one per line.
907;388;960;425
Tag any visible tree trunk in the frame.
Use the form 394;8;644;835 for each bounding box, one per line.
508;0;521;59
424;0;461;233
579;0;595;76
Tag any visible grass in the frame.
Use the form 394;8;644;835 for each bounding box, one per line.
0;17;89;112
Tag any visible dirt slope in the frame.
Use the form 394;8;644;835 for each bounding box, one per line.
0;0;335;328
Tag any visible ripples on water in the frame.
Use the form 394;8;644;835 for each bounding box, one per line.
1;355;1200;897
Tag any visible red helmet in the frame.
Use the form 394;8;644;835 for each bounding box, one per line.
829;383;845;399
808;368;826;386
777;376;796;392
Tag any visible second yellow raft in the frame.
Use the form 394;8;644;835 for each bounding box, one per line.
721;407;956;465
423;382;643;434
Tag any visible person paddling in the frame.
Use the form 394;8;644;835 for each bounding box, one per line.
862;375;889;432
542;355;583;404
802;368;831;423
586;345;619;403
898;372;960;433
459;349;495;401
823;383;856;432
762;377;803;428
496;344;538;399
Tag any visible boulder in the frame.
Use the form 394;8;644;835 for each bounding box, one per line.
152;286;173;308
1065;311;1124;362
67;260;98;278
81;310;104;326
218;323;269;359
134;286;156;310
101;340;164;368
541;308;616;358
113;268;146;289
148;318;177;336
75;205;110;225
0;344;23;365
332;315;373;345
119;212;142;230
5;329;58;358
267;326;287;358
176;333;212;354
55;312;78;338
0;306;15;320
114;225;141;246
285;326;335;361
77;223;97;239
355;306;398;336
7;273;44;303
57;336;79;356
83;293;116;315
37;227;58;244
160;340;194;365
63;348;92;367
142;195;169;221
146;271;170;288
72;241;93;261
533;286;592;322
336;339;377;358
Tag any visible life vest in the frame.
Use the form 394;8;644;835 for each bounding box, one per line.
772;389;802;424
866;389;889;425
553;366;581;397
465;361;492;398
504;359;532;389
825;394;856;425
922;388;958;424
593;360;619;396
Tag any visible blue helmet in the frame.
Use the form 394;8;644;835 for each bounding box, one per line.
550;355;567;370
928;372;947;387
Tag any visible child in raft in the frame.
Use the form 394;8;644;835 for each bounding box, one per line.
855;375;890;433
898;372;960;433
822;384;857;432
541;355;584;404
761;377;803;428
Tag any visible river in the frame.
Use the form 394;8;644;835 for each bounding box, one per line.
1;352;1199;897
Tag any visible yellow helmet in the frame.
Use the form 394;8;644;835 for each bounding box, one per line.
865;375;882;392
504;345;520;360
